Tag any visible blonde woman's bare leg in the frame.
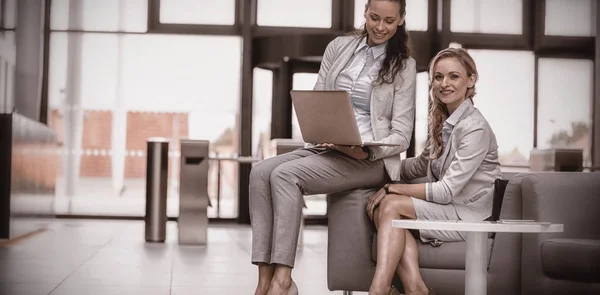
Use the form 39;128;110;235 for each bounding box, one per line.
395;231;429;295
369;195;418;295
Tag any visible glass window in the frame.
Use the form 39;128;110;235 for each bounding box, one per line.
48;33;68;110
0;60;7;113
545;0;596;37
160;0;236;25
119;35;241;114
292;73;318;140
252;68;274;158
3;0;16;29
6;63;13;114
537;58;593;166
354;0;429;31
51;0;148;32
49;33;242;218
468;49;535;166
451;0;522;34
257;0;332;28
81;34;120;110
414;72;429;155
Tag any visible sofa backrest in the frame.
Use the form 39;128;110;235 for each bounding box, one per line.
520;172;600;239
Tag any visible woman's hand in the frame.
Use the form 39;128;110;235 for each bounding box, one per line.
316;143;368;160
366;187;388;220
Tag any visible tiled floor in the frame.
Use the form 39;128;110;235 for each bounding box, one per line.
0;219;368;295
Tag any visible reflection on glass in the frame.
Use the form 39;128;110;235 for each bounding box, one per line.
537;58;593;166
50;0;148;32
252;68;274;158
160;0;236;25
3;0;16;29
257;0;331;28
545;0;596;37
48;33;242;218
468;49;535;166
451;0;522;34
292;73;318;140
354;0;429;31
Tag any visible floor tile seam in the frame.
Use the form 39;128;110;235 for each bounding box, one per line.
0;229;48;247
45;231;119;295
225;230;252;256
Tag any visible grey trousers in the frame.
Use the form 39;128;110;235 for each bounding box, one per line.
249;147;388;267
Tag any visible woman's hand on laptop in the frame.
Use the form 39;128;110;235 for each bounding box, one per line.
316;143;369;160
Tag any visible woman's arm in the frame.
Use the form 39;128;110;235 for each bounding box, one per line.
399;147;430;182
313;37;340;90
387;182;426;200
368;58;417;160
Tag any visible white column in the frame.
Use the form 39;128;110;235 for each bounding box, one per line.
111;0;127;196
63;0;84;197
465;231;488;295
171;113;179;189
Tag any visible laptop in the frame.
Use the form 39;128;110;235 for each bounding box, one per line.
290;90;400;147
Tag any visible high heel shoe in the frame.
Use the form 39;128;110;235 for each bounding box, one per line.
287;280;298;295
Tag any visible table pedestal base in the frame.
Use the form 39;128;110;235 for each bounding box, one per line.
465;232;488;295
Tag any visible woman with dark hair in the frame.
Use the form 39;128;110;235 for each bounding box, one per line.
250;1;416;294
366;48;502;295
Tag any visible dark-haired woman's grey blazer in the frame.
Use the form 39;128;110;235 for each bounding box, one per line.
314;35;416;181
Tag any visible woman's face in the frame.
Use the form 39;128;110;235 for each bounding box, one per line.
364;0;404;47
431;57;476;113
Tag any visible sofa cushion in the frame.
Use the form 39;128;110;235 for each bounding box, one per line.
372;233;494;269
542;238;600;283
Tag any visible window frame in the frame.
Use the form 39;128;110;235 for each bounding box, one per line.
40;0;599;224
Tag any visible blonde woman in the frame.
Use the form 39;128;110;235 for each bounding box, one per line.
366;48;502;295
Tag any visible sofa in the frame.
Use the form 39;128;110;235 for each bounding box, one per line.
327;172;600;294
518;172;600;295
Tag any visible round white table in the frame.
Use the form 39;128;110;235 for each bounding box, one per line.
391;220;564;295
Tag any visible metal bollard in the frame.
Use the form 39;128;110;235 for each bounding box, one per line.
178;139;211;245
145;137;169;243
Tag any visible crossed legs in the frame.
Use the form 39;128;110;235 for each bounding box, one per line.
370;195;429;295
249;148;387;295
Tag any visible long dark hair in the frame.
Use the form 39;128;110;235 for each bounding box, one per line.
358;0;411;85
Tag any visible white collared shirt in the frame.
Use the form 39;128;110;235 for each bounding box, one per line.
334;38;387;142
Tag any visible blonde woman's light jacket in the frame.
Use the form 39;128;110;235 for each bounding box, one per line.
400;102;502;221
313;36;417;181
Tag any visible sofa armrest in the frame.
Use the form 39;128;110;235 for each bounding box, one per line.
327;187;378;292
520;172;600;294
542;238;600;283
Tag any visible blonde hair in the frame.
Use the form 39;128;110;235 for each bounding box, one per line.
426;48;478;159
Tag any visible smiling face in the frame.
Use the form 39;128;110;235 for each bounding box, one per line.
364;0;404;47
431;57;476;113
